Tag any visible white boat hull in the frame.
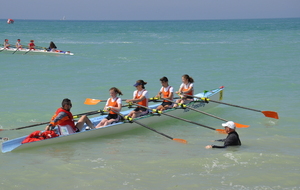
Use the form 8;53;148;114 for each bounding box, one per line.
0;47;74;55
2;87;224;153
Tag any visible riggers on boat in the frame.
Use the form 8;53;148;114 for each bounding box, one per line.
1;87;224;153
0;46;74;55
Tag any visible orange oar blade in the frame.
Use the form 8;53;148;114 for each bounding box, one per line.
216;129;227;134
262;111;279;119
173;138;188;144
84;98;102;105
234;122;250;128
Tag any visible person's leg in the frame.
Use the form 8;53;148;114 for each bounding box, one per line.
76;115;94;131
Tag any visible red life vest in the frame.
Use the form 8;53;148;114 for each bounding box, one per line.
50;108;76;131
21;130;59;144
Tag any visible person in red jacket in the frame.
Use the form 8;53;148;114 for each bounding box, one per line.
45;98;94;135
28;40;35;50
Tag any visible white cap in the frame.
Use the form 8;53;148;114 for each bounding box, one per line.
222;121;236;129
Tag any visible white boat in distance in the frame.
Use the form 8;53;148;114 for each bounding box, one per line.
0;46;74;55
1;87;224;153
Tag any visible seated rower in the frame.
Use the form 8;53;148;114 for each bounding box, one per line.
95;87;123;128
47;41;57;52
155;76;174;111
28;40;35;50
16;39;22;49
126;80;149;119
4;39;10;49
173;74;194;107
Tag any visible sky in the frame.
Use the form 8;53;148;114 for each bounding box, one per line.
1;0;300;20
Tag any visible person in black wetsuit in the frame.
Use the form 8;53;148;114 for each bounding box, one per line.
205;121;241;149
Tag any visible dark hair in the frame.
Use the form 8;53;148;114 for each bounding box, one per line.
62;98;72;107
160;76;168;82
136;80;147;89
110;87;123;96
182;74;194;83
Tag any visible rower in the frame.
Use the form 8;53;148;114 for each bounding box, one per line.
126;80;150;119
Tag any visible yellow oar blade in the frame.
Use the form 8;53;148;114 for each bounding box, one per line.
173;138;188;144
262;111;279;119
84;98;102;105
234;122;250;128
216;129;227;134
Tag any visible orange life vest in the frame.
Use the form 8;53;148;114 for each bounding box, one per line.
183;83;193;96
162;86;173;102
107;97;119;114
135;89;148;107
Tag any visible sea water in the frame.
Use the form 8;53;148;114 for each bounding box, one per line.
0;18;300;189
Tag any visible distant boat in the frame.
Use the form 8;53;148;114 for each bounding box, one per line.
60;16;66;20
7;19;14;24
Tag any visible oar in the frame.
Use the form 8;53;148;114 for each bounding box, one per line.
128;103;226;134
0;110;105;131
190;95;279;119
23;49;31;55
12;48;19;54
158;97;249;128
110;108;187;144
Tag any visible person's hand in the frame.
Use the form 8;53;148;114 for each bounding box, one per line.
205;145;212;149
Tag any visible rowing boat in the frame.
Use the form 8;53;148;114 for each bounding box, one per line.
0;46;74;55
1;86;224;153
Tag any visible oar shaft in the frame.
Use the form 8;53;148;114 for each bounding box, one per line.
161;97;227;122
130;102;218;131
111;108;186;143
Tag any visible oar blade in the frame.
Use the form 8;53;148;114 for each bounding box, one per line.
215;129;227;134
234;122;250;128
173;138;188;144
262;111;279;119
84;98;102;105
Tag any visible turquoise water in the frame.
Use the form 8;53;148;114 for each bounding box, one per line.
1;18;300;189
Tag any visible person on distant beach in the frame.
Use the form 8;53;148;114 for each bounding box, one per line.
45;98;95;135
205;121;241;149
28;40;35;50
126;80;149;118
95;87;123;128
47;41;57;52
16;39;22;49
155;76;174;111
3;39;10;49
173;74;194;107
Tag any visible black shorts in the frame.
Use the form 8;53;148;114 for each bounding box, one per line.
161;101;173;107
134;107;147;112
106;113;120;120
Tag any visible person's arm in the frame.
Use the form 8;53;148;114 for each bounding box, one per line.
183;83;193;94
135;90;147;103
215;138;226;142
156;87;163;98
176;84;184;94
